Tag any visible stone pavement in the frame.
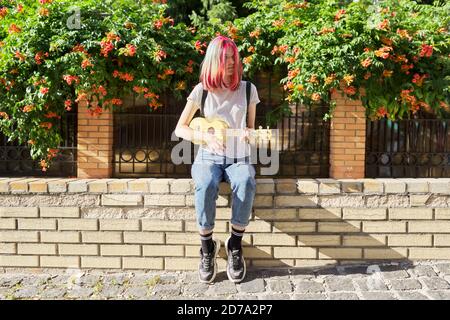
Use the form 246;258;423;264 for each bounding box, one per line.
1;261;450;300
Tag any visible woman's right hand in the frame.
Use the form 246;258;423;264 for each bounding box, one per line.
204;132;226;154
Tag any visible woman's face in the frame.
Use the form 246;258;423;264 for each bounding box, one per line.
224;47;235;77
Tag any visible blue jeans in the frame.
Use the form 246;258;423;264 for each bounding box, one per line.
191;148;257;232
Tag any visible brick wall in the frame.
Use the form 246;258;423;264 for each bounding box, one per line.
329;89;366;179
77;100;114;178
1;178;450;270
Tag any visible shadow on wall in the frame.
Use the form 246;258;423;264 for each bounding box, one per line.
210;196;411;273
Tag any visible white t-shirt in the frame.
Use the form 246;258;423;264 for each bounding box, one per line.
187;80;260;158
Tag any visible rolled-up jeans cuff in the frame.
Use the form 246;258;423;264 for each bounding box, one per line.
198;225;215;233
230;221;249;229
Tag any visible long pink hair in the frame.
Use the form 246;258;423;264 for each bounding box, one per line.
199;36;243;91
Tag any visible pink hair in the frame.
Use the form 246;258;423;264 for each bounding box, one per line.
199;36;243;91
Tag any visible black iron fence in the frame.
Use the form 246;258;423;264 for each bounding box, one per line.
0;109;77;177
275;104;330;177
366;116;450;178
113;95;186;178
113;69;331;178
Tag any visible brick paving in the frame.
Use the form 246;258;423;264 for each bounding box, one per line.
1;261;450;300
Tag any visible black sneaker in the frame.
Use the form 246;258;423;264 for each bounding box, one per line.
198;239;220;283
225;236;246;283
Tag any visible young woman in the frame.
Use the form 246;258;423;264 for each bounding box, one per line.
174;35;260;283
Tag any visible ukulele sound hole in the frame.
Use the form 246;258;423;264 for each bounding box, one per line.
207;127;215;135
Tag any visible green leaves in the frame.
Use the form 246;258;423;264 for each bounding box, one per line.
1;0;449;172
0;0;200;171
237;0;449;122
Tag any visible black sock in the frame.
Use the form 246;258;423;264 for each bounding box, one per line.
200;231;214;254
229;227;245;250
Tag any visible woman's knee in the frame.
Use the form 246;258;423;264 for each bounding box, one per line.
196;178;220;192
232;174;256;191
191;164;221;191
193;172;221;192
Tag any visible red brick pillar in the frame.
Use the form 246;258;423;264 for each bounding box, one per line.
329;89;366;179
77;100;114;178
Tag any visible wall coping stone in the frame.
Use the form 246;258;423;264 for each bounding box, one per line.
0;178;448;195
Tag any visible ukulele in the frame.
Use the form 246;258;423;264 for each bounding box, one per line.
188;117;273;146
